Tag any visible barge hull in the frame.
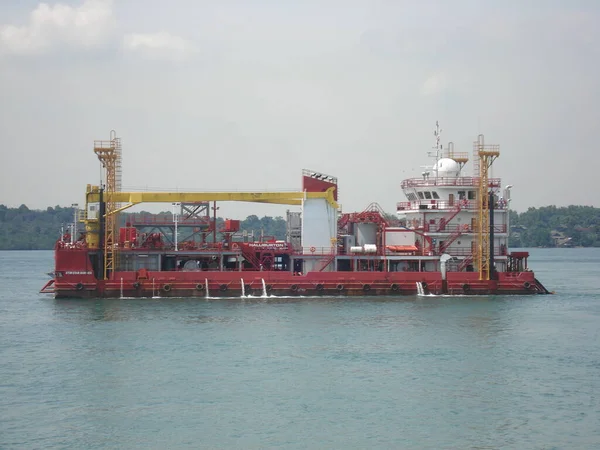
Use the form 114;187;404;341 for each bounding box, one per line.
52;271;549;298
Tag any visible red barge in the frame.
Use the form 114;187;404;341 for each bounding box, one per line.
41;125;550;298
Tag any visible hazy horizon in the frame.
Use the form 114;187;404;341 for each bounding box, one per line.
2;0;599;218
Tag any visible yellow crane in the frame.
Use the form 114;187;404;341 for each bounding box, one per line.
85;188;338;212
84;187;337;280
473;134;500;280
83;163;338;280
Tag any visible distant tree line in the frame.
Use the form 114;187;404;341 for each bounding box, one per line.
509;205;600;247
0;204;599;250
0;204;289;250
0;205;77;250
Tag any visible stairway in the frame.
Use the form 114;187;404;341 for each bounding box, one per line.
439;226;466;252
240;246;262;270
438;204;462;231
317;252;337;272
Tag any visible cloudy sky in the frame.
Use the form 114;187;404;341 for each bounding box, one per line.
1;0;598;218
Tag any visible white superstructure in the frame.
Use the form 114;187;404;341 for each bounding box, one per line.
396;122;510;274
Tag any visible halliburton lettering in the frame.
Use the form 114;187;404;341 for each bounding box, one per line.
246;242;288;250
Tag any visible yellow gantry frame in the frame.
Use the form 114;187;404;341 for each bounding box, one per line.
84;186;339;279
86;187;338;212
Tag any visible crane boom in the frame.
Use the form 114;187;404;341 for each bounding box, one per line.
85;188;339;212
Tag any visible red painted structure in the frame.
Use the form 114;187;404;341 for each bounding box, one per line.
41;206;550;299
39;156;550;298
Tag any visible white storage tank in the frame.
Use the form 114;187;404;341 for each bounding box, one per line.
350;246;364;253
363;244;377;253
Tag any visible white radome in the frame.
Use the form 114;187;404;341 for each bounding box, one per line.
435;158;461;178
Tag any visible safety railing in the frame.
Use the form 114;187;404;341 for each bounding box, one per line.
439;246;508;257
397;200;509;212
93;140;116;149
129;215;211;226
297;247;337;256
401;177;501;189
424;223;507;233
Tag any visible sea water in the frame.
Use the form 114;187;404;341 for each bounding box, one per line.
1;249;599;449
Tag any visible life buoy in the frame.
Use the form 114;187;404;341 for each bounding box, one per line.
196;283;205;291
363;284;371;292
310;246;316;253
231;243;239;250
290;284;298;291
163;284;171;292
336;284;344;291
133;282;141;289
462;283;470;292
316;283;324;291
219;284;228;292
75;282;84;291
390;283;399;292
523;281;531;289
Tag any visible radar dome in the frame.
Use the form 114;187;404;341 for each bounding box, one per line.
435;158;461;178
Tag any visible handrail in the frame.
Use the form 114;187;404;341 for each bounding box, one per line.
397;200;508;211
424;223;507;233
401;176;501;189
297;247;336;256
129;215;211;226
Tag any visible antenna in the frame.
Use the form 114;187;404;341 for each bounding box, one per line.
434;121;442;151
433;121;443;177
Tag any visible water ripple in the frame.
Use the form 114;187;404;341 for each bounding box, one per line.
1;250;600;449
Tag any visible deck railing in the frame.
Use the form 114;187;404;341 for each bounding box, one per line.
423;223;507;234
400;177;501;189
397;199;508;211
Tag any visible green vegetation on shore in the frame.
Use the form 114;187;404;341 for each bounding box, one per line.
508;205;600;247
0;204;598;250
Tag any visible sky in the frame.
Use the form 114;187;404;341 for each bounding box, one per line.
1;0;599;219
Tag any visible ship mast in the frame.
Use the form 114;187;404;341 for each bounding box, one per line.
474;134;500;280
433;121;442;178
422;121;443;180
94;131;122;280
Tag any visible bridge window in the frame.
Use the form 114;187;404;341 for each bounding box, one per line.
458;190;466;199
418;192;424;199
468;190;476;200
424;191;432;199
432;191;440;199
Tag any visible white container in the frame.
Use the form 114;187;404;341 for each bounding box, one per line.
356;223;377;246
